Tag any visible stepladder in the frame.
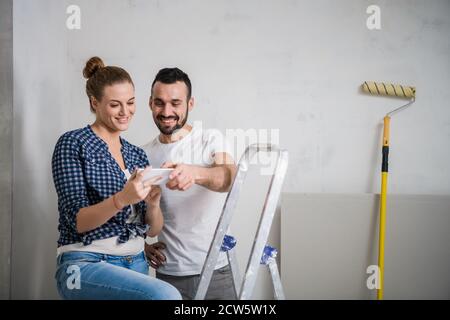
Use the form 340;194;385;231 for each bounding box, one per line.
194;144;289;300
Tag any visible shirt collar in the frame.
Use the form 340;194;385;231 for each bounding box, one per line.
85;125;135;171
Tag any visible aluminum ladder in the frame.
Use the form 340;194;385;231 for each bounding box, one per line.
194;144;288;300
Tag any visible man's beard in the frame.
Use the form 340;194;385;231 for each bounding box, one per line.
155;107;189;136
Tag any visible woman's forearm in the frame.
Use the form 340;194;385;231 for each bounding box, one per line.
76;192;126;234
145;203;163;237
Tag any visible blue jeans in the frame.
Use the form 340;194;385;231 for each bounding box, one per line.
55;251;181;300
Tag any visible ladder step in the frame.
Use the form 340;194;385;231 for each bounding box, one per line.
261;245;278;265
221;235;278;265
221;234;237;252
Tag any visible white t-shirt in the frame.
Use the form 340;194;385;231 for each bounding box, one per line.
142;125;233;276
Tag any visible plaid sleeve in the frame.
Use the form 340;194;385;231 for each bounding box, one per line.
52;133;89;234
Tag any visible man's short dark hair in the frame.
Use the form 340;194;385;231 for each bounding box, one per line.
151;67;192;100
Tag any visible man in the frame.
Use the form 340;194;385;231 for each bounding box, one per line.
142;68;237;300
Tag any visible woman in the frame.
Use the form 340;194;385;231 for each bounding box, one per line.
52;56;181;300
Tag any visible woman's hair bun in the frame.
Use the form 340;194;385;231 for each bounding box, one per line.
83;56;105;79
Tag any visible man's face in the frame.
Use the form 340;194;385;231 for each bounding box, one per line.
150;81;193;135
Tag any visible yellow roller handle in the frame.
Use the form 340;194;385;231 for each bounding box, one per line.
362;81;416;99
378;172;388;300
383;116;390;146
378;115;390;300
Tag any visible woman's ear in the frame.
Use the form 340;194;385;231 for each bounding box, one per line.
90;96;98;112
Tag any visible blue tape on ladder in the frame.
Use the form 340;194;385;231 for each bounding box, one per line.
260;245;278;265
221;234;237;252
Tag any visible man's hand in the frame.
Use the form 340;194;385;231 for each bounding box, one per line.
162;162;198;191
144;241;167;269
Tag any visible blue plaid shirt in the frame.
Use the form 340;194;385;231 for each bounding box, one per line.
52;125;150;247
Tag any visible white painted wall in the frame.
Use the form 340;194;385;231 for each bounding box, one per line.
11;0;450;299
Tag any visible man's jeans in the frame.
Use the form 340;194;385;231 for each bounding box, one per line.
156;264;236;300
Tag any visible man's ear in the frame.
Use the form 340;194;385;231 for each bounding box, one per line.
149;96;153;110
188;97;195;112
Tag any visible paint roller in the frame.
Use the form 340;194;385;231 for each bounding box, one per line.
362;81;416;99
361;80;416;300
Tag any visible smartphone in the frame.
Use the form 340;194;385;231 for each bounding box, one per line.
139;168;174;185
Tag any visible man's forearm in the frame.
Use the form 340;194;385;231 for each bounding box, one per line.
195;164;237;192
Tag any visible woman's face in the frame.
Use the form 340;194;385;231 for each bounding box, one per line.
91;82;135;132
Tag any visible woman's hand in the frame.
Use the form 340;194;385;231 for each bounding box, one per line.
145;185;161;207
116;166;159;207
144;184;164;237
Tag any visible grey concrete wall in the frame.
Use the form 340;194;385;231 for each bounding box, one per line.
0;0;13;300
12;0;66;299
10;0;450;299
281;193;450;299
